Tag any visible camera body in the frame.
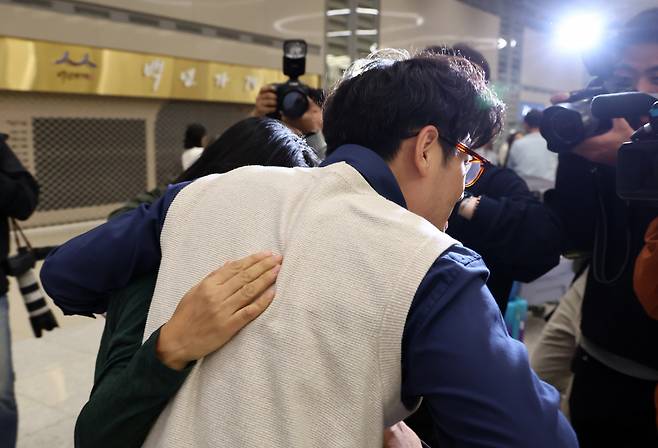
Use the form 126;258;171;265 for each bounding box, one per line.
271;39;323;120
542;88;658;203
617;101;658;204
541;83;658;155
617;140;658;204
540;84;612;153
274;80;314;120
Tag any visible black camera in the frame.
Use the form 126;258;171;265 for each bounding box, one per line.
540;82;612;153
540;80;657;154
272;40;323;120
617;98;658;204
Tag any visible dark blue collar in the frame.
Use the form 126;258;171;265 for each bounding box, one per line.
321;144;407;209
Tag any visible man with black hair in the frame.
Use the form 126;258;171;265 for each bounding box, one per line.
42;51;576;447
403;45;564;447
426;43;491;81
0;133;39;448
545;7;658;447
508;108;558;188
416;45;562;312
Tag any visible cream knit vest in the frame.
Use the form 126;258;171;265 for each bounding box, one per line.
143;162;457;447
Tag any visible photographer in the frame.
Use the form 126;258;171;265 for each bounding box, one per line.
545;8;658;447
249;40;326;161
251;84;325;159
0;133;39;448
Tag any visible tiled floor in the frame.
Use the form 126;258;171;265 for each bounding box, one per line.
12;318;103;447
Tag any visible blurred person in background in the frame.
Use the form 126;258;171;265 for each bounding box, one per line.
507;109;558;191
530;267;588;416
500;129;524;167
543;8;658;447
181;123;208;170
0;133;39;448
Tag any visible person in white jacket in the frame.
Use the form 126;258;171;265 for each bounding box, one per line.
181;123;208;170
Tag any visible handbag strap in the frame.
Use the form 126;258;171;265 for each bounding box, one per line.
10;218;32;251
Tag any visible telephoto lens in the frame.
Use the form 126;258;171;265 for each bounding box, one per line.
279;85;309;119
17;269;59;338
540;97;611;153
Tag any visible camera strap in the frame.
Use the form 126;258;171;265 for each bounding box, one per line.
592;170;632;285
10;218;33;253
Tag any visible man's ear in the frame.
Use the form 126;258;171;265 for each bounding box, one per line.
413;125;439;176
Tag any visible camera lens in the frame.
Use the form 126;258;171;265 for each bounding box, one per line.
550;108;585;144
281;90;308;119
541;105;587;151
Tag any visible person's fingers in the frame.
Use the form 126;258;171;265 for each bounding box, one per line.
259;84;275;93
206;251;272;285
229;286;276;330
227;264;281;310
258;93;277;103
258;100;277;110
611;117;635;135
221;254;282;296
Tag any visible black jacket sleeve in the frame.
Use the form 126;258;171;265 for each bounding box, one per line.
448;167;562;282
0;136;39;220
544;152;601;254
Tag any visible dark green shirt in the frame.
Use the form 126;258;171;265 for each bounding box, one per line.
75;273;194;448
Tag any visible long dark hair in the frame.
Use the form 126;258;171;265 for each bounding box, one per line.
176;117;316;183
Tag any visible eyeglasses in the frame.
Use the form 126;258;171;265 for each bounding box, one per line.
402;128;491;187
439;136;491;187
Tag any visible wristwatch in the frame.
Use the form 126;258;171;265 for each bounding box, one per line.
458;195;481;220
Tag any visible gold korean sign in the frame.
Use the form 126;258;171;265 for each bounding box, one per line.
0;37;320;103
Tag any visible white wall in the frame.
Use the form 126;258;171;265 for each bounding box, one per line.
0;1;324;73
520;27;589;106
83;0;326;46
380;0;500;79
